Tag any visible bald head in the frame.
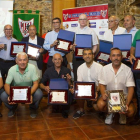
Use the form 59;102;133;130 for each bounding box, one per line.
78;14;88;28
108;15;119;30
4;24;13;38
52;53;63;68
4;24;12;30
29;25;37;38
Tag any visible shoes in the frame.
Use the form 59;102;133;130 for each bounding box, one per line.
86;100;93;108
129;118;140;125
0;113;2;117
8;109;16;117
62;111;68;118
73;110;85;119
30;110;37;118
105;113;114;124
119;114;126;125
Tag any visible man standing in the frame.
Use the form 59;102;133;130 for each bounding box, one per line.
130;30;140;124
0;25;18;80
97;48;135;125
73;48;103;119
21;25;45;79
43;17;68;68
123;15;138;41
40;53;72;118
1;52;43;118
103;15;125;42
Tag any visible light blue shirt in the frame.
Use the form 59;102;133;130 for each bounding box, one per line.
43;30;65;56
124;27;138;42
0;36;18;60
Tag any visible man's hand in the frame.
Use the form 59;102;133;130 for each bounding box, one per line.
51;40;58;48
0;44;4;49
8;97;17;105
90;91;98;101
69;85;74;94
130;54;136;64
39;48;44;53
119;104;128;114
44;86;50;93
66;73;71;81
70;44;76;51
102;93;108;101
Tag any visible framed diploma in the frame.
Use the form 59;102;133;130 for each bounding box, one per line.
48;90;68;105
10;42;27;56
27;43;41;60
75;48;84;58
9;86;31;103
106;90;126;113
55;39;71;53
74;82;95;99
122;51;130;60
96;52;110;63
132;58;140;72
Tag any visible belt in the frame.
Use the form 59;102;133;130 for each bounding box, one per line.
0;58;15;63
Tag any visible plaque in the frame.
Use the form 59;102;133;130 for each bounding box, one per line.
96;52;110;62
9;86;31;103
106;90;126;113
10;42;27;56
74;82;95;99
132;58;140;72
27;43;41;60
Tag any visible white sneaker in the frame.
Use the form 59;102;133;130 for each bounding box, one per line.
105;113;114;124
119;114;126;124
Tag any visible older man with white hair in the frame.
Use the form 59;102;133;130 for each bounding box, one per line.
1;52;43;118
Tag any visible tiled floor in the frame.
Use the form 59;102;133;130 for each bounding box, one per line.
0;97;140;140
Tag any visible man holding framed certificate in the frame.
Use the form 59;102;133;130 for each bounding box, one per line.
97;48;135;125
1;52;43;118
73;48;103;119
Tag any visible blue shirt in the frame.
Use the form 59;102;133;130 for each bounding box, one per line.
0;36;18;60
124;27;138;42
43;30;65;56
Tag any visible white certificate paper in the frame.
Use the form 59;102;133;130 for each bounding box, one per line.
110;92;120;105
122;51;128;58
136;60;140;69
13;89;28;100
77;85;92;96
51;92;65;102
27;46;39;57
57;41;69;50
98;53;109;61
77;49;83;56
13;45;24;53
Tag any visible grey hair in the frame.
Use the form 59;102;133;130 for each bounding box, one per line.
16;52;28;60
110;15;120;23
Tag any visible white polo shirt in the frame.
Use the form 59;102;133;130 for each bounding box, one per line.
103;26;125;42
77;61;103;86
74;26;98;46
99;63;135;97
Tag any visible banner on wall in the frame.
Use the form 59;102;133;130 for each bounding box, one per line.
62;4;108;39
13;11;40;41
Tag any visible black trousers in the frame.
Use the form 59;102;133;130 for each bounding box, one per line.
47;55;68;68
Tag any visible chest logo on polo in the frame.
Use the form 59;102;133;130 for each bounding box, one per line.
18;18;34;37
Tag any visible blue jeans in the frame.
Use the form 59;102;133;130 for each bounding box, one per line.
1;88;43;110
136;79;140;116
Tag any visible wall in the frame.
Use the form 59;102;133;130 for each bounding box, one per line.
77;0;140;28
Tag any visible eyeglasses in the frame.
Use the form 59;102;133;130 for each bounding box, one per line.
52;22;60;24
107;20;117;23
5;29;12;31
79;19;87;21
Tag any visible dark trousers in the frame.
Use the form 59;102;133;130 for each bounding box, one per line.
47;55;68;68
0;59;15;81
72;55;84;81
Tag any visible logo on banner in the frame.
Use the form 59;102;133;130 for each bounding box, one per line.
64;23;69;29
18;18;34;37
63;13;69;20
89;22;96;28
99;21;108;28
71;24;78;27
99;31;105;35
101;10;107;18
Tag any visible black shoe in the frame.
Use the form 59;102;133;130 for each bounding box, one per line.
0;113;2;117
30;110;37;118
86;100;93;108
129;118;140;125
73;110;85;119
62;111;68;118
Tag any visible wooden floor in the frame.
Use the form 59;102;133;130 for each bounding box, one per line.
0;97;140;140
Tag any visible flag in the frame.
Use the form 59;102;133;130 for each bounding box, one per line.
13;10;40;41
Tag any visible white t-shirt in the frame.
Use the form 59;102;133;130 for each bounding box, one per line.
99;63;135;97
29;35;37;45
103;26;125;42
77;61;103;86
73;26;98;46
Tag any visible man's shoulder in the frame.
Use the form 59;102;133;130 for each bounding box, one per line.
28;63;36;70
103;63;112;69
37;36;44;41
21;37;29;42
121;63;131;71
93;61;103;68
78;62;86;69
9;65;17;72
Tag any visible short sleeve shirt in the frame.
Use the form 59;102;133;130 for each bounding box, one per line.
132;30;140;48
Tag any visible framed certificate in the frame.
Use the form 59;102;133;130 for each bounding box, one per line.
106;90;126;113
75;48;84;58
10;42;27;56
27;43;41;60
55;39;71;53
122;50;130;60
96;52;110;63
132;58;140;71
48;90;68;105
74;82;95;99
9;86;31;103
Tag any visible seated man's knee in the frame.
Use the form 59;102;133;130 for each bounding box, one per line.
97;97;106;111
1;91;8;103
33;88;43;100
127;103;135;117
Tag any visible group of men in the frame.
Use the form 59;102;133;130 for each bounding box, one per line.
0;13;140;125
